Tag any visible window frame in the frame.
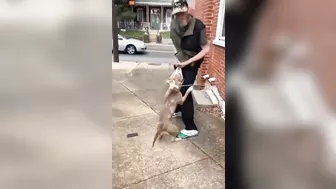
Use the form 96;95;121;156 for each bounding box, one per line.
213;0;225;47
136;8;144;22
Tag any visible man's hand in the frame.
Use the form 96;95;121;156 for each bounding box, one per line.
174;61;189;68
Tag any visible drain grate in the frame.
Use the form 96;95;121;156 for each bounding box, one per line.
126;133;139;138
147;63;161;66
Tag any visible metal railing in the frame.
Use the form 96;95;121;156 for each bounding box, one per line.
117;21;149;31
117;21;171;31
161;23;170;31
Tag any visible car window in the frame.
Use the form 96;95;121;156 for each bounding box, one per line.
118;37;123;40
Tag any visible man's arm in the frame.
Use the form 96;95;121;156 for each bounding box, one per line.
182;28;210;66
170;20;178;54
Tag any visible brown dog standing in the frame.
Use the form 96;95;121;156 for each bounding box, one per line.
152;68;194;147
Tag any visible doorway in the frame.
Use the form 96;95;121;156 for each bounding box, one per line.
150;8;161;30
166;9;172;29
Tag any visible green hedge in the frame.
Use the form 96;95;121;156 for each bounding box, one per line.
119;30;170;40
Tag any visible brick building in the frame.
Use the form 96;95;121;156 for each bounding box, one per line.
188;0;225;99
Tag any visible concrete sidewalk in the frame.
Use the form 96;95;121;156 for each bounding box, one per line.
112;62;225;189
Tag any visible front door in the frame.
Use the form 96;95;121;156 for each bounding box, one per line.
150;8;161;30
166;9;172;29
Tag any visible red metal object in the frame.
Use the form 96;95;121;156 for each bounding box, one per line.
129;0;135;6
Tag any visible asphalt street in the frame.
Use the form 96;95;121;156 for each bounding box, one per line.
113;44;176;64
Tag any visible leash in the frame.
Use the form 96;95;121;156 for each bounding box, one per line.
162;62;206;90
180;84;203;87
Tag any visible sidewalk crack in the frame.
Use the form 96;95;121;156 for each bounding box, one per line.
189;141;224;169
117;79;159;116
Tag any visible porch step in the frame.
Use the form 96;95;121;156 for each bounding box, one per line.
149;32;158;42
192;89;218;107
192;87;225;119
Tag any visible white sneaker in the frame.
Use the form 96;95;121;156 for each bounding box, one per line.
175;129;199;140
172;112;182;118
181;129;199;137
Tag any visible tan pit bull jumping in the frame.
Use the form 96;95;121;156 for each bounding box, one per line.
152;67;194;147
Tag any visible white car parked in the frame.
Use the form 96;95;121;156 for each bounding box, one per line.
112;34;147;55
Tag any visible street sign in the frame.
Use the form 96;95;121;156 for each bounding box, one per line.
129;0;135;6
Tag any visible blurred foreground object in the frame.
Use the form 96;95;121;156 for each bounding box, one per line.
0;1;111;189
228;34;336;189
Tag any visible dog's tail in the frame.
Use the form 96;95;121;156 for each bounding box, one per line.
152;130;162;148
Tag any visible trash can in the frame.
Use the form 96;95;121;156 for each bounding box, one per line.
143;27;150;43
156;31;162;43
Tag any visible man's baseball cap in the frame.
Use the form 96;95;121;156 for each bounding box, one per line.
172;0;189;15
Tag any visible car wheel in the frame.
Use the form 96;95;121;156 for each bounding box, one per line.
125;45;136;55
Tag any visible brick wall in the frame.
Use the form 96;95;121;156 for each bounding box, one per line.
189;0;225;100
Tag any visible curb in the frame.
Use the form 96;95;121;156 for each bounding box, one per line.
145;43;173;46
112;61;139;65
113;61;174;65
112;61;173;68
112;61;139;70
112;61;173;72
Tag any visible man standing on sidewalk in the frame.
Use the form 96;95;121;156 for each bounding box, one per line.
170;0;210;139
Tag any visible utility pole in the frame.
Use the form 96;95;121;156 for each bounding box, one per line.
112;0;119;62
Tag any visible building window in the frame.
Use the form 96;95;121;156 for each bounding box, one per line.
137;8;144;22
213;0;225;47
166;9;172;25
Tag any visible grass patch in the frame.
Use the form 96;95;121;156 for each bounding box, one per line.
119;30;145;40
161;31;170;39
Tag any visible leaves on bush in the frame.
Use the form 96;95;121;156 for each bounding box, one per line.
116;4;137;21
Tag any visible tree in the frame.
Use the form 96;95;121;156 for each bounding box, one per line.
116;4;136;21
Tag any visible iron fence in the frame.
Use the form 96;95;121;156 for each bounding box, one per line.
117;21;170;31
117;21;149;31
